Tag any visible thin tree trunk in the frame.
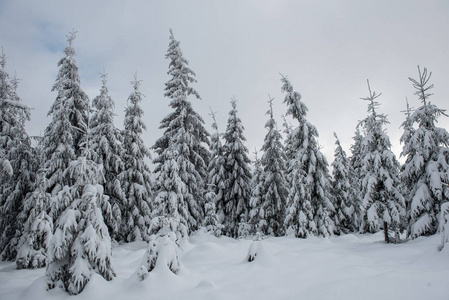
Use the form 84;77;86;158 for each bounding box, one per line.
383;221;389;243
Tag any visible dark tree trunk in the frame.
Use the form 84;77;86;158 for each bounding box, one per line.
383;221;389;243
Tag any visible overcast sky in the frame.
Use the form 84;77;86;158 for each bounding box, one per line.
1;0;448;165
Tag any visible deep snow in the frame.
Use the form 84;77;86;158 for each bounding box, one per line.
1;231;448;300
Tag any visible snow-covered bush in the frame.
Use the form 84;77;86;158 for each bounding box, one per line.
139;231;180;278
247;233;262;262
46;154;115;295
203;193;223;237
46;183;115;295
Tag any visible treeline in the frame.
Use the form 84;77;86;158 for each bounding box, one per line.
0;29;448;295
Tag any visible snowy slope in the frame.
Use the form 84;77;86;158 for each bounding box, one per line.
1;232;448;300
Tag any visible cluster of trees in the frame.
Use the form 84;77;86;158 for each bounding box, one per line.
1;30;448;294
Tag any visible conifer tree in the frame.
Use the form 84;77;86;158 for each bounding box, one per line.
331;132;358;233
42;31;89;195
349;127;364;230
221;99;252;237
151;144;189;240
281;115;294;162
46;153;114;295
358;80;405;242
249;150;265;234
259;97;288;236
281;76;335;238
204;109;226;235
119;75;153;242
0;53;36;261
90;71;125;240
401;67;449;238
350;128;364;175
153;29;210;233
16;169;53;269
398;98;415;233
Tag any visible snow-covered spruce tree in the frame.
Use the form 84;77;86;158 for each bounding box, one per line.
204;109;225;236
0;48;16;180
281;76;335;238
281;114;294;163
16;169;53;269
221;98;252;237
350;127;364;177
119;76;153;242
46;147;114;295
358;80;405;242
259;97;288;236
331;132;358;233
151;143;189;241
0;56;37;261
401;67;449;238
152;29;210;234
398;98;415;233
42;31;89;196
349;126;364;230
90;71;125;241
249;150;265;234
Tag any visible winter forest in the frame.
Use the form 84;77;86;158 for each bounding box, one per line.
1;22;449;300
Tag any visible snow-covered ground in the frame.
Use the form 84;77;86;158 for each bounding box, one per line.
1;232;448;300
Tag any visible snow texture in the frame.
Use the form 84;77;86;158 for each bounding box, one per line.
1;232;449;300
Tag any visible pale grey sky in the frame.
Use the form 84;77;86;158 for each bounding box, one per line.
1;0;448;164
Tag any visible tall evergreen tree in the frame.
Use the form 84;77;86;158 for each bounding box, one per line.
331;132;358;233
399;98;415;233
249;150;265;234
259;97;288;236
152;29;210;233
205;109;226;235
90;71;125;240
221;99;252;237
42;31;89;196
151;143;189;240
358;80;405;242
119;76;153;242
401;67;449;238
281;76;335;238
349;127;364;230
0;53;36;261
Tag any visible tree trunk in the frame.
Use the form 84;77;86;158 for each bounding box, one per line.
383;221;389;243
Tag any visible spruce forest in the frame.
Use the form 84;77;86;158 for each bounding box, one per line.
1;27;449;300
